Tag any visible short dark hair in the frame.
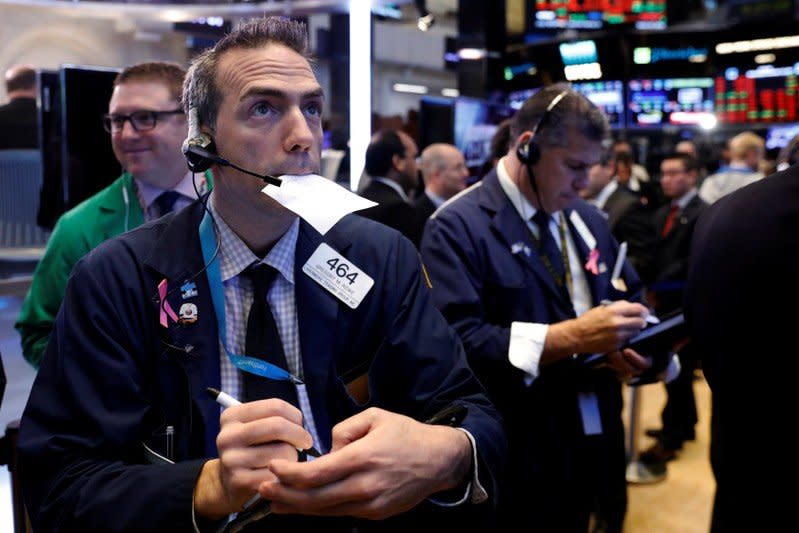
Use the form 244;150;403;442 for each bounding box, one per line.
490;119;512;161
365;130;406;176
662;152;699;173
115;61;187;104
184;17;312;132
6;66;36;93
510;83;609;148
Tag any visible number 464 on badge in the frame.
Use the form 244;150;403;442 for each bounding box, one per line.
303;243;374;309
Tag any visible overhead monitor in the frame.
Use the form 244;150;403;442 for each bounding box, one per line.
532;0;667;30
454;97;515;170
60;65;121;211
766;123;799;150
716;64;799;125
572;80;625;129
627;77;715;129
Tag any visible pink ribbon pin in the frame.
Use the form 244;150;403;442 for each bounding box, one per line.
584;248;600;275
158;279;179;327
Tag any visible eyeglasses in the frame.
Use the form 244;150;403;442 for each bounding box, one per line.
102;109;184;133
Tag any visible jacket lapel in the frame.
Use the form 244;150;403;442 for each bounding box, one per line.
480;173;572;309
294;220;343;451
564;206;605;305
143;202;221;456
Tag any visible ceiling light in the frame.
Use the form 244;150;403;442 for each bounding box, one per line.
716;35;799;55
441;88;459;98
755;53;777;64
393;83;428;94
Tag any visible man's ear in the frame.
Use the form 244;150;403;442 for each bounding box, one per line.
391;153;405;173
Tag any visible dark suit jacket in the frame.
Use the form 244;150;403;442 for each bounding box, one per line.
685;168;799;532
421;170;643;526
359;179;424;247
602;186;655;282
651;193;707;312
0;97;37;149
19;200;505;532
413;191;437;222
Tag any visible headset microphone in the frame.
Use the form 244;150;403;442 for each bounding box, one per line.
182;107;282;187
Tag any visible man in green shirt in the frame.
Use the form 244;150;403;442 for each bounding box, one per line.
16;61;211;368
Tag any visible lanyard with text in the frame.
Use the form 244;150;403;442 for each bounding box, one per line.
524;213;574;300
199;211;302;384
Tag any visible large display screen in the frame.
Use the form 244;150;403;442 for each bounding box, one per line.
572;80;625;129
533;0;667;30
715;64;799;125
766;123;799;150
627;77;715;128
454;98;515;170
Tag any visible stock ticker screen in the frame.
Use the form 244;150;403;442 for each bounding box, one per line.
627;78;715;129
533;0;667;30
716;65;799;125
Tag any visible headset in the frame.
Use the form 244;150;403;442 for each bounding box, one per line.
515;89;570;214
516;89;570;167
181;76;282;187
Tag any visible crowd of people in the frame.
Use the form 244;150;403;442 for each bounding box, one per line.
2;15;795;533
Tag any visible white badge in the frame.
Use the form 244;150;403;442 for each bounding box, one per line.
578;392;603;436
302;243;374;309
569;210;597;251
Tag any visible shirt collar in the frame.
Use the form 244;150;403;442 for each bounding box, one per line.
592;180;618;210
134;171;200;209
372;177;410;202
209;194;299;285
424;189;447;208
496;157;564;224
673;187;698;210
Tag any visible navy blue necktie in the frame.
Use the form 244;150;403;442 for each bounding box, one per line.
242;264;298;406
153;190;182;218
532;210;566;281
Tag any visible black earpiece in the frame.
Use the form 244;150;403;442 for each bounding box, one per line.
517;139;541;166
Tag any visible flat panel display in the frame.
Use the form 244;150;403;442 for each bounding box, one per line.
627;77;714;128
454;98;515;170
572;80;625;129
766;123;799;150
715;64;799;125
60;65;121;210
533;0;667;30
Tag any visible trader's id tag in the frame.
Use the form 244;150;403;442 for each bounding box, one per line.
303;243;374;309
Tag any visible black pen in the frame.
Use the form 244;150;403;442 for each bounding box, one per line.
425;403;468;427
206;387;321;458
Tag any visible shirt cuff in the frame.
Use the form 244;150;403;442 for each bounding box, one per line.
508;321;549;386
428;429;487;506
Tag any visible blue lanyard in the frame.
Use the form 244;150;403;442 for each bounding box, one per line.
199;211;301;384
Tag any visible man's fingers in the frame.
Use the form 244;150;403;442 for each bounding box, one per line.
266;444;363;489
220;398;304;425
622;348;651;372
218;416;313;451
330;408;380;451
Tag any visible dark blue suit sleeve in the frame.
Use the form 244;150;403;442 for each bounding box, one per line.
420;213;511;366
370;231;506;505
18;250;203;532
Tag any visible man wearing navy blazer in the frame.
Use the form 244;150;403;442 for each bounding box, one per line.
19;18;505;532
421;85;651;532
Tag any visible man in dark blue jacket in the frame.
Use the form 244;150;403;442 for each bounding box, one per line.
421;84;651;532
19;17;504;532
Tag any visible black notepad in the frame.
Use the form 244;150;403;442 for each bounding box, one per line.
581;311;688;386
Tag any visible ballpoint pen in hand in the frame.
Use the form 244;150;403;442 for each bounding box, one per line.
206;387;321;458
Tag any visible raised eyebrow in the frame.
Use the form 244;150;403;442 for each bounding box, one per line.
240;87;326;102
